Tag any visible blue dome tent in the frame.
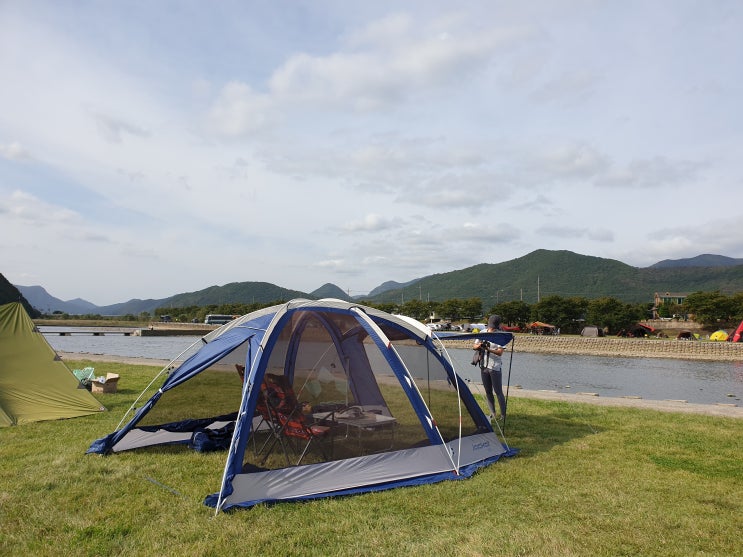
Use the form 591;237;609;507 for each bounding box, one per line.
88;299;516;512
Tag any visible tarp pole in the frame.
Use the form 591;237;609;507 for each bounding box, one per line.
503;337;515;431
214;303;294;515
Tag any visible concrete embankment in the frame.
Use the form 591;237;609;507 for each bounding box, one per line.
442;334;743;362
136;323;215;336
138;324;743;361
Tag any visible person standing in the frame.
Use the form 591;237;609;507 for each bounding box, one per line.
474;314;507;422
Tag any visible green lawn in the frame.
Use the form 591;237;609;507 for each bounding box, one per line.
1;360;741;556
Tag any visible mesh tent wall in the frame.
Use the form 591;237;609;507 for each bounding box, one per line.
88;299;516;511
0;302;105;426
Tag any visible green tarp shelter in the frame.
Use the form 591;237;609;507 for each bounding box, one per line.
0;302;104;426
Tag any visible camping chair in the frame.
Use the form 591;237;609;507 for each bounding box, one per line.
236;365;278;456
235;364;246;381
252;376;290;462
257;373;333;466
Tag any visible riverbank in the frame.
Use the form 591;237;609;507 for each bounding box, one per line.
442;333;743;362
506;386;743;419
59;351;743;419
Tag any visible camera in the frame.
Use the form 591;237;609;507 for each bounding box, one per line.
479;340;490;350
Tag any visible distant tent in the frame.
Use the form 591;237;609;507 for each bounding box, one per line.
580;325;604;337
676;330;696;340
709;330;728;342
528;321;556;334
730;320;743;343
627;323;655;337
88;299;517;511
0;302;105;426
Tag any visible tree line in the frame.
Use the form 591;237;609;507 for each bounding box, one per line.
40;290;743;333
152;291;742;334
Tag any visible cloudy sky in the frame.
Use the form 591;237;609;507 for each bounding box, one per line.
1;1;742;306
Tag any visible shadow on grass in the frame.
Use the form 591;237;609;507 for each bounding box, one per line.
502;403;603;458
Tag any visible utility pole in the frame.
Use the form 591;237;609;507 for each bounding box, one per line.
537;276;541;302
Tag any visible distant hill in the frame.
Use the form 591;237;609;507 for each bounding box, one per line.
362;250;743;305
14;279;335;316
160;281;312;309
15;284;166;315
367;278;421;297
15;285;99;315
96;298;170;316
0;274;39;317
649;254;743;269
310;283;352;301
11;250;743;315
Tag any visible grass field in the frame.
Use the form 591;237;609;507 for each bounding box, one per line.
1;360;741;556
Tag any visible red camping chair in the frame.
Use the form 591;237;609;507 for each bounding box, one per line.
257;373;333;466
236;364;285;456
235;364;246;381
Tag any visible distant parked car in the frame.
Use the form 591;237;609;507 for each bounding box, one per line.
160;315;172;322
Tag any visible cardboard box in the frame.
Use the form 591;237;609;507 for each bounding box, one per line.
91;373;120;394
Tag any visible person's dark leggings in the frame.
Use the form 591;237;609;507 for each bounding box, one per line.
481;367;506;417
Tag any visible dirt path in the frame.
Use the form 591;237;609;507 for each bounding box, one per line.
60;352;174;368
507;387;743;419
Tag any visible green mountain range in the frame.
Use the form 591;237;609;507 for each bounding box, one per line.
14;250;743;315
370;250;743;306
164;281;310;307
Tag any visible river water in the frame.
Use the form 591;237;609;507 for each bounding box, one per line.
42;327;743;406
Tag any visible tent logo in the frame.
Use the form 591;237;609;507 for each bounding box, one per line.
472;441;490;451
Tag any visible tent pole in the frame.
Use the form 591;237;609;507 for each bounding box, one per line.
114;337;207;430
434;337;463;472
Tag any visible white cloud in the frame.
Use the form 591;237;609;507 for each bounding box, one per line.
314;259;346;270
342;213;399;232
1;2;742;303
207;82;279;136
89;110;151;144
537;225;614;243
206;12;531;137
535;143;610;180
2;190;79;225
0;142;32;161
530;69;600;104
597;156;703;189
